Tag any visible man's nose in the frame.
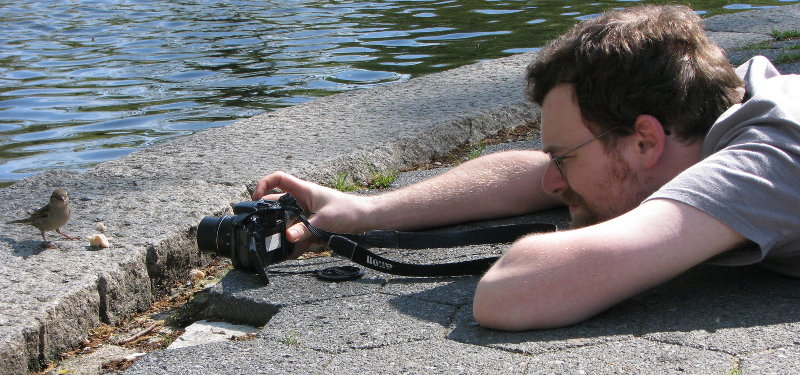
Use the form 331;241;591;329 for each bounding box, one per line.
541;161;569;195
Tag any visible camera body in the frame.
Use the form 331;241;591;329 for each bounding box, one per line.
197;194;302;282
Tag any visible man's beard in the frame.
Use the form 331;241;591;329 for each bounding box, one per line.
562;188;600;228
563;156;650;228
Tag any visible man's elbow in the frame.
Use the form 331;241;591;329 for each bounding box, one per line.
472;267;594;331
473;285;530;331
472;274;562;331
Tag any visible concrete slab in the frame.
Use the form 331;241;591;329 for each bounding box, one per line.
258;293;456;354
704;4;800;34
324;339;530;374
381;276;480;306
524;338;735;374
167;320;259;350
448;303;641;356
201;258;389;326
124;338;331;375
741;345;800;374
708;31;773;51
639;266;800;355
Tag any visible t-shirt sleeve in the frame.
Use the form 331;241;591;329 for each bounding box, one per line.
648;56;800;275
647;57;800;275
645;131;800;267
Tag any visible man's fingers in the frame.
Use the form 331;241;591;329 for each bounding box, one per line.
253;171;308;200
252;171;285;200
261;193;285;201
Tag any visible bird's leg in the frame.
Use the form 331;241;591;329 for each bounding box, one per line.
56;229;78;240
40;230;57;248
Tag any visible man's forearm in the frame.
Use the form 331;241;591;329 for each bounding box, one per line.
363;150;562;231
472;199;746;331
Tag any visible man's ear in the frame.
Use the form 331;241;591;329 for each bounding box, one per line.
631;114;667;169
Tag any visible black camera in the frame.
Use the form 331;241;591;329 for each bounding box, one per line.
197;194;303;282
197;193;557;283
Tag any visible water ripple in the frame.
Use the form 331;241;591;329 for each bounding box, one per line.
0;0;797;186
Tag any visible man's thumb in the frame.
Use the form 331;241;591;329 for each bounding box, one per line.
286;223;312;243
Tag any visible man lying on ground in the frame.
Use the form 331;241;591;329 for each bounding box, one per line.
252;5;800;331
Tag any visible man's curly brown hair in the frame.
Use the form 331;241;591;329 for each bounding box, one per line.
527;5;744;144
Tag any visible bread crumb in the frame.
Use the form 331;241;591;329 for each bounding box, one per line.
86;233;110;248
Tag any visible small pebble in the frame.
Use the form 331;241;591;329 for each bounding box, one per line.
189;269;205;283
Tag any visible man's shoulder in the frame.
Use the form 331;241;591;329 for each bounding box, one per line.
704;57;800;156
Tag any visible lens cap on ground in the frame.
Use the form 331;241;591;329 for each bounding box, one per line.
314;266;364;281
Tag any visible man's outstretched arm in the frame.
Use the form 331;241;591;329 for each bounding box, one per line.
253;150;563;255
473;198;746;330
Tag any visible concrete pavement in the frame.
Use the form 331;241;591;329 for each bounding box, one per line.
1;4;799;374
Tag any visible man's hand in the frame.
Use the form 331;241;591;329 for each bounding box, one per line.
253;171;373;258
253;151;561;260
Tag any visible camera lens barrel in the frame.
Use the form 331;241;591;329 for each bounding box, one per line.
197;215;237;258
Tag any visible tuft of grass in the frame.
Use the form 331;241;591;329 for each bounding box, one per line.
279;331;301;346
330;172;360;192
775;51;800;64
771;29;800;41
158;332;178;347
368;169;397;189
739;41;773;50
467;141;486;161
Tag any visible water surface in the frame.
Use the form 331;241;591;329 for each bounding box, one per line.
1;0;797;186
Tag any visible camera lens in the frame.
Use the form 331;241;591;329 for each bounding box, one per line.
197;215;237;258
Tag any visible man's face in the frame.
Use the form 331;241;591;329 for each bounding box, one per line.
540;85;650;227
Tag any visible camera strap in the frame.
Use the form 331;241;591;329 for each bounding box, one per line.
295;213;556;277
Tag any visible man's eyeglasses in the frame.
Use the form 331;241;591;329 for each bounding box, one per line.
546;127;620;178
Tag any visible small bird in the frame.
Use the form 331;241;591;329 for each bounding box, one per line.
7;189;77;245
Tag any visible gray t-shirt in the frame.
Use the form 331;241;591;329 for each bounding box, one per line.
646;56;800;277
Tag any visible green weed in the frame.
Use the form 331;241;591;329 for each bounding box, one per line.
467;141;486;161
775;50;800;64
771;29;800;41
739;41;773;50
330;172;360;192
279;331;301;346
368;169;397;189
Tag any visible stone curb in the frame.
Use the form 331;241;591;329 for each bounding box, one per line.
0;21;539;375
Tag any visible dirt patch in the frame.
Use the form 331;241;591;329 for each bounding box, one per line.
415;122;540;170
36;258;234;374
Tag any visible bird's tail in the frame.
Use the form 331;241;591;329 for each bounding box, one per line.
6;219;31;224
